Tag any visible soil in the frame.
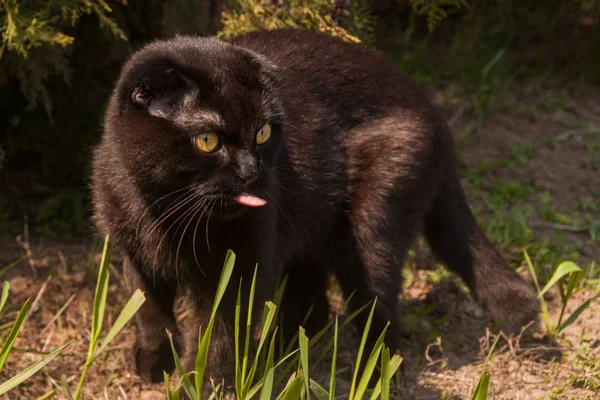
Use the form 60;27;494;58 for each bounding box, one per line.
0;86;598;399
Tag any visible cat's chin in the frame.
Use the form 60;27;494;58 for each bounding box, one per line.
212;203;248;221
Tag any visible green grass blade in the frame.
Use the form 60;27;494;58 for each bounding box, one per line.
565;269;583;299
472;333;501;400
354;322;389;400
207;377;223;400
339;298;371;330
273;274;288;309
370;354;402;400
174;371;199;393
165;371;175;400
235;280;243;397
0;298;32;372
329;317;338;400
309;379;329;400
349;298;377;400
243;301;277;396
92;289;145;360
313;299;373;368
212;250;236;315
298;327;310;397
481;47;506;82
558;292;600;334
62;374;73;400
35;388;56;400
195;250;236;397
271;274;288;339
472;371;491;400
258;327;279;400
0;340;72;395
0;282;10;316
89;234;111;357
0;255;27;280
277;375;304;400
167;329;197;400
380;347;390;400
539;261;582;298
524;250;552;333
242;263;257;386
523;250;540;292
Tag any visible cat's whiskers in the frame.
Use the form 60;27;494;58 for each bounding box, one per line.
269;172;296;196
152;195;206;286
277;120;299;130
149;193;201;271
133;190;198;266
144;190;196;231
265;112;285;119
205;199;217;252
135;184;196;238
191;198;213;276
140;192;196;247
173;199;207;285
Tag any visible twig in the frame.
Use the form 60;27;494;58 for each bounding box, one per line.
41;293;77;334
31;275;51;314
556;128;595;141
16;216;38;278
420;371;474;383
448;103;466;127
41;328;54;353
528;220;591;233
424;336;446;366
515;346;563;359
117;384;128;400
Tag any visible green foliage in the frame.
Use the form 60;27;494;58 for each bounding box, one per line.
410;0;469;31
0;235;143;396
36;189;88;240
0;281;72;395
219;0;375;44
525;252;600;341
164;250;402;398
70;235;146;399
0;0;127;114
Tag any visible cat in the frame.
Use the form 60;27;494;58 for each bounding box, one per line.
91;28;539;392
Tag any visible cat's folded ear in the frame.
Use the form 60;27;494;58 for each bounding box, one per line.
129;66;195;118
241;50;281;89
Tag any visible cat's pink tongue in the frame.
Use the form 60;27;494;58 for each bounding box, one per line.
235;193;267;207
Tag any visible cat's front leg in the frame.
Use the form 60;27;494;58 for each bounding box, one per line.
180;263;276;396
180;296;236;397
123;256;180;383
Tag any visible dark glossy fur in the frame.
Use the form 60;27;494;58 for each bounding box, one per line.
91;29;539;392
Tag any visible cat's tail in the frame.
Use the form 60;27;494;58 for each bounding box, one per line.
423;163;539;334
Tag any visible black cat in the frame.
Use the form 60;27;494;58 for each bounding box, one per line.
91;29;539;392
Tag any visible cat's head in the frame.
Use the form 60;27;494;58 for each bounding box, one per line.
106;35;284;219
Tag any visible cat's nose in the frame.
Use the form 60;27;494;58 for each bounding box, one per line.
237;164;258;185
234;153;259;185
241;174;258;187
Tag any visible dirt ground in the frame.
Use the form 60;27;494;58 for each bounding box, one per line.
0;86;598;399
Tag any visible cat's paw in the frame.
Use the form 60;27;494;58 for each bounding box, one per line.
480;278;540;335
132;339;175;383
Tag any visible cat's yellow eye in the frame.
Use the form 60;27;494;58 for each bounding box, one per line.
256;123;271;145
194;132;220;153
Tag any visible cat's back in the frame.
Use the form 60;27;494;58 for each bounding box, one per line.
230;29;431;115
